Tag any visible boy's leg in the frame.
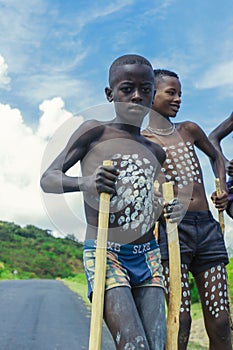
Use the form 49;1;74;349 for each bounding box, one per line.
104;286;151;350
162;261;191;350
195;263;232;350
132;286;166;350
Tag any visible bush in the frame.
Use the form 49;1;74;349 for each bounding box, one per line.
189;274;200;304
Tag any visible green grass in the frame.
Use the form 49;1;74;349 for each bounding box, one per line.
61;273;90;308
188;343;207;350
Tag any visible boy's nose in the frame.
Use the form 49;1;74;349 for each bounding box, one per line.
131;89;142;102
174;95;181;103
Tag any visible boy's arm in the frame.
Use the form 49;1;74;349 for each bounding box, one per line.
40;121;118;195
208;112;233;167
192;122;228;210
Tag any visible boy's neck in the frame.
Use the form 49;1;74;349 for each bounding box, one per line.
148;110;172;129
112;118;141;134
147;111;175;136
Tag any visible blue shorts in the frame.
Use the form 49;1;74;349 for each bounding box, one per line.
83;239;164;301
158;210;229;277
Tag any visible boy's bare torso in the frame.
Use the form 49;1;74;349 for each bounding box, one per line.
82;121;164;243
142;122;209;212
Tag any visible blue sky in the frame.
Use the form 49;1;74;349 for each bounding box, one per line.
0;0;232;244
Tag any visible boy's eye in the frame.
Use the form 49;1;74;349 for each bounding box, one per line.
167;90;175;96
142;87;151;93
121;87;132;93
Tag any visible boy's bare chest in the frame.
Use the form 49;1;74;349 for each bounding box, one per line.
160;140;203;189
81;136;155;175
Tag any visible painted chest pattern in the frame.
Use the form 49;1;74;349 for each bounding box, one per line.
109;153;155;235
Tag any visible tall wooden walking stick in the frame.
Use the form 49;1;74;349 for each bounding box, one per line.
215;178;233;339
88;160;112;350
162;182;181;350
154;180;160;241
215;178;225;234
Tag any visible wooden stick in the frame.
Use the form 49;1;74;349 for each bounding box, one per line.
215;178;225;234
162;182;181;350
88;160;112;350
154;180;160;241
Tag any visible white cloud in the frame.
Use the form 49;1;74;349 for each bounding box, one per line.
0;55;11;89
74;0;134;32
17;73;93;112
195;60;233;90
37;97;73;140
0;0;48;72
0;98;86;240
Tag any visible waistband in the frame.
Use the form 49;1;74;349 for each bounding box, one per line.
84;238;158;255
182;210;213;221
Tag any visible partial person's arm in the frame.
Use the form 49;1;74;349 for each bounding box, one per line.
208;112;233;170
192;122;228;211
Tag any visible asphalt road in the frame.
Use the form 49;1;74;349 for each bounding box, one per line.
0;279;115;350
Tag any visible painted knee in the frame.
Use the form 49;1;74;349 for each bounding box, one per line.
208;315;232;344
123;336;148;349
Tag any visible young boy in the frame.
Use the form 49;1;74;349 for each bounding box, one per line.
209;112;233;219
142;69;232;350
41;54;167;349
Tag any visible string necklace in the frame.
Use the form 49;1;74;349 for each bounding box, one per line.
147;123;175;136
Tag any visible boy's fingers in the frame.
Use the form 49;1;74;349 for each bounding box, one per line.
163;198;184;222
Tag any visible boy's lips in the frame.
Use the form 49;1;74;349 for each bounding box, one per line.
170;104;180;112
128;104;146;112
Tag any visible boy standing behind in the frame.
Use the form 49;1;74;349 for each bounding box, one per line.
41;55;167;349
142;69;232;350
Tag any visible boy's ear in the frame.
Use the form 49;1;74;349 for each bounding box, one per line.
105;87;113;102
152;89;156;104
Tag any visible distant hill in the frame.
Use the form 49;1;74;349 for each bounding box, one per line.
0;220;84;280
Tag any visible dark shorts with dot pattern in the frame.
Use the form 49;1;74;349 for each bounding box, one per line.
83;238;164;301
158;210;229;276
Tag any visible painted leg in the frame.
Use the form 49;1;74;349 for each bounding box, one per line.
104;286;150;350
132;286;166;350
195;263;232;350
162;261;191;350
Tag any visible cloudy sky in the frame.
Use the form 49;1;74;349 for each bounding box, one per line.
0;0;232;245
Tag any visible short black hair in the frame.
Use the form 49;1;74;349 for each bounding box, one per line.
153;69;179;87
109;54;153;87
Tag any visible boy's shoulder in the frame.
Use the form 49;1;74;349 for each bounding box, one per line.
76;119;107;139
66;119;106;149
176;120;200;129
140;133;166;163
79;119;105;132
175;120;204;135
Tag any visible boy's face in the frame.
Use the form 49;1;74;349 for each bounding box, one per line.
152;76;181;118
105;64;155;124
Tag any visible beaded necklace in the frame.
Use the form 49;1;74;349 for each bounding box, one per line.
147;123;175;136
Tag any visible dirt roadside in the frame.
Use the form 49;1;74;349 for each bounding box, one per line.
189;318;208;349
